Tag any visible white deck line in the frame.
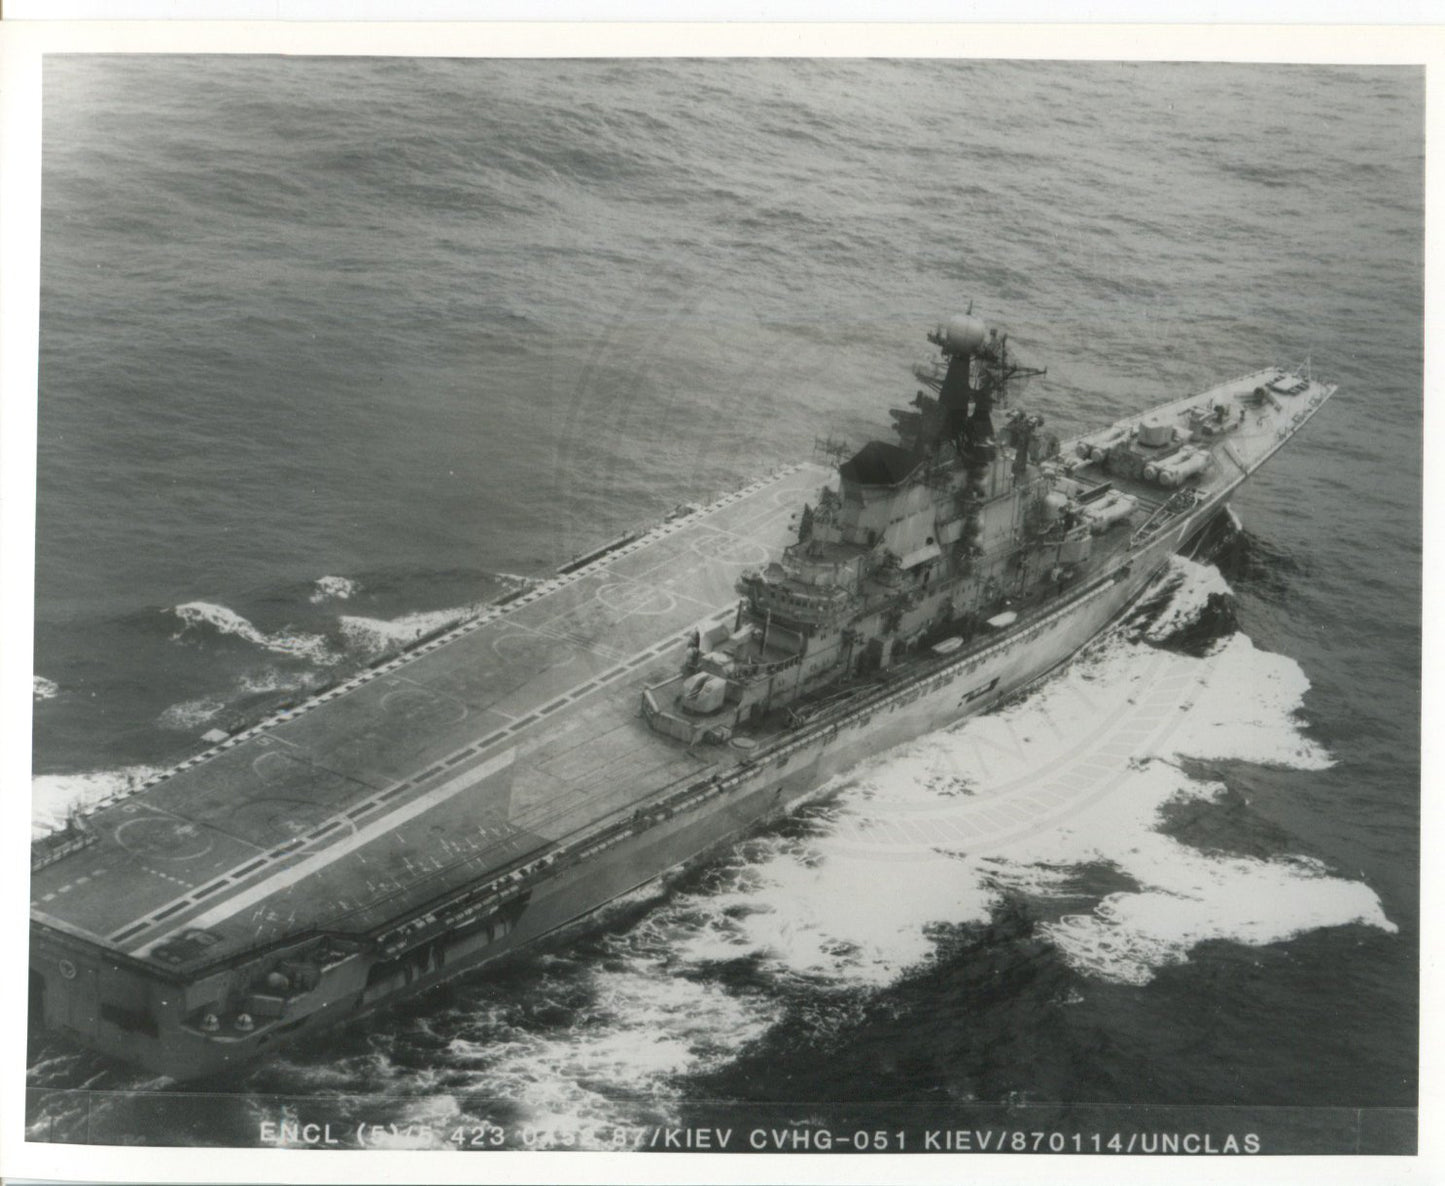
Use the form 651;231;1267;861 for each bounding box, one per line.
130;747;516;954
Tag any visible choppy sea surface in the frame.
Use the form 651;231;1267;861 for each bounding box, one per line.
27;57;1420;1153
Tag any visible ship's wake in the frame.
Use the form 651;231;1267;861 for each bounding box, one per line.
230;556;1395;1143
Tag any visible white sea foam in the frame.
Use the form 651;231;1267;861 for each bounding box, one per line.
157;695;226;731
334;571;531;659
671;576;1376;991
1041;773;1395;985
33;675;59;701
338;604;483;657
31;766;164;838
309;574;358;604
1162;633;1333;770
158;668;322;730
658;805;992;988
1137;554;1236;643
333;560;1395;1132
237;667;317;696
170;601;335;664
455;963;775;1143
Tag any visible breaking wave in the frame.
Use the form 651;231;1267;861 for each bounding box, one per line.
169;601;335;663
157;668;326;732
30;766;164;838
1133;556;1236;645
156;695;226;731
33;675;59;701
338;604;485;658
309;574;358;604
236;666;326;698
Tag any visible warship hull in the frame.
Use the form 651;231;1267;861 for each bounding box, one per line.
29;366;1333;1079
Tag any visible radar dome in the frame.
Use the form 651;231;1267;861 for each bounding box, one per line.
937;314;989;355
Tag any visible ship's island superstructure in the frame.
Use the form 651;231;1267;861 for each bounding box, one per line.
29;314;1335;1078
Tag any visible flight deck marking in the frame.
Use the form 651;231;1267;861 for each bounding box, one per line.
133;861;195;889
491;628;580;665
532;622;629;662
384;675;471;722
130;747;518;954
621;540;739;592
681;534;771;569
114;816;215;863
99;794;271;858
259;733;304;751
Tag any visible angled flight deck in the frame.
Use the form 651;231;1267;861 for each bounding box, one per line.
31;464;829;971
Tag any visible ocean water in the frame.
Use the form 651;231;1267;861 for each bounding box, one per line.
27;57;1420;1153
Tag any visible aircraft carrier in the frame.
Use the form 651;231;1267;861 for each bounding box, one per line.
29;315;1336;1078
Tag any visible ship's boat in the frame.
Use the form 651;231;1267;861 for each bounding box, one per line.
28;313;1336;1078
